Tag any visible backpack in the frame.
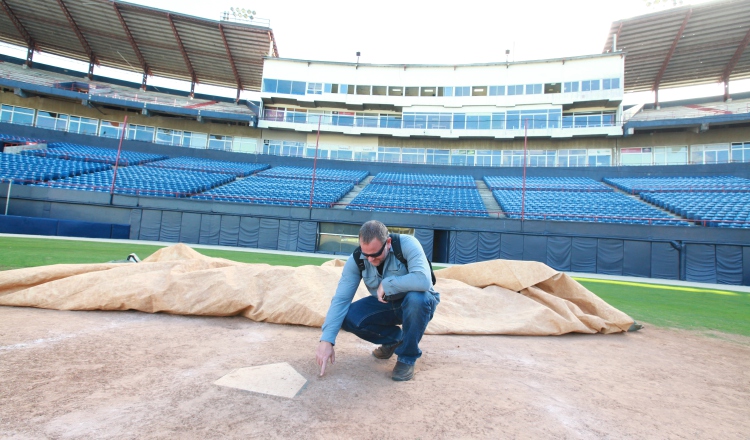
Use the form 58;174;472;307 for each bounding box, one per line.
352;233;437;285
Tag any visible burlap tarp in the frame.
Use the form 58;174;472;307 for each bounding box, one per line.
0;243;633;335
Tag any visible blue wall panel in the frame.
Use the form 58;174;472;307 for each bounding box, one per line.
258;218;280;250
686;243;717;283
129;209;141;240
238;217;260;248
597;239;624;275
546;236;571;271
159;211;182;243
179;213;201;244
500;234;523;260
571;237;597;273
219;215;240;247
139;210;162;241
623;240;651;278
455;231;479;264
297;221;318;253
523;235;547;264
57;219;111;239
477;232;501;262
651;242;679;280
199;214;221;245
414;229;434;261
715;245;742;285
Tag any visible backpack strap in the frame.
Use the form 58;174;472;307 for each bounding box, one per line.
352;247;366;273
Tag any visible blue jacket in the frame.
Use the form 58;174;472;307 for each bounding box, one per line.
320;234;436;345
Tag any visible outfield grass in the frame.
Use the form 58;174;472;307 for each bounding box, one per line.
1;236;748;337
577;278;750;337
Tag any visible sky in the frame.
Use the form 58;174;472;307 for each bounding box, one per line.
1;0;746;103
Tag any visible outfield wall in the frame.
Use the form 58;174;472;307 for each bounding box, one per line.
4;183;749;286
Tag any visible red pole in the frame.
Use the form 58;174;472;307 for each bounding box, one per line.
521;118;528;221
309;115;322;208
110;115;128;195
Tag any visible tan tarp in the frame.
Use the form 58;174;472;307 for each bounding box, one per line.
0;244;633;335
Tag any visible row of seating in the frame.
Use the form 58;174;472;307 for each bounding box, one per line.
347;185;488;217
31;166;234;197
0;152;111;184
0;133;46;144
257;165;368;183
604;176;750;194
371;172;476;188
143;157;270;177
492;190;690;225
484;176;612;192
193;176;353;208
23;143;167;166
641;192;750;228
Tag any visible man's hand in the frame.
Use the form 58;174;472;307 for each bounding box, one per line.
316;341;335;376
377;283;387;303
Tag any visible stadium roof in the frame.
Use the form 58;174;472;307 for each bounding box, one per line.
603;0;750;96
0;0;278;93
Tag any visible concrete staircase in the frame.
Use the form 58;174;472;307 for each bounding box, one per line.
476;180;505;218
604;182;691;224
333;175;373;209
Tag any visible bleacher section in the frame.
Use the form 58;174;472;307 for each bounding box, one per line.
605;176;750;228
0;133;46;144
0;61;255;117
32;166;234;197
0;152;110;184
143;157;270;177
642;192;750;228
257;166;368;184
627;97;750;122
492;190;690;225
371;173;476;188
604;176;750;194
23;143;167;166
484;176;611;192
347;172;487;217
193;176;354;208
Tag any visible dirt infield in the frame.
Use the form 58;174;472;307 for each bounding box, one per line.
1;306;748;439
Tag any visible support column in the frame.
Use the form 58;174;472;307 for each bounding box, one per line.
141;72;148;90
190;81;195;98
87;61;94;80
724;81;731;102
25;47;33;67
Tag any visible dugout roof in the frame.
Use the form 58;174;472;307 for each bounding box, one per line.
0;0;278;92
603;0;750;93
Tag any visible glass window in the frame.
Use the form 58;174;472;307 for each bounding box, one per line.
653;146;687;165
372;85;386;95
99;120;124;139
402;148;425;164
443;86;453;97
506;111;520;129
544;83;561;94
380;114;402;129
426;149;450;165
602;78;620;90
208;134;232;151
354;151;376;161
338;84;348;94
378;146;401;162
455;86;471;97
557;149;587;167
333;111;354;127
183;131;207;149
262;78;277;93
355;112;378;128
276;80;292;94
324;83;333;93
233;137;257;153
587;149;611;166
263;140;281;155
582;80;600;91
564;81;579;93
731;142;750;163
2;105;34;125
489;85;505;96
491;113;505;129
68;116;98;135
155;128;182;146
290;81;305;95
35;111;69;131
421;87;436;97
453;113;466;130
472;86;487;96
525;84;542;95
405;87;419;96
507;85;524;95
562;115;573;128
388;86;403;96
548;109;561;129
356;85;371;95
620;147;652;166
307;82;323;94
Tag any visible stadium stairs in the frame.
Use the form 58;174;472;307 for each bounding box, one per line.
476;180;504;218
333;175;374;209
604;182;689;225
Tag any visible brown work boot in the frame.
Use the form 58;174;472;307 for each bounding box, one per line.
372;341;402;360
391;361;415;381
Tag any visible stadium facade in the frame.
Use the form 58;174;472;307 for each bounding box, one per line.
0;0;748;285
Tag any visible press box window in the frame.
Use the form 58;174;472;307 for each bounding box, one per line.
405;87;419;97
421;87;436;97
525;84;542;95
489;86;505;96
356;85;371;95
564;82;579;93
472;86;487;96
388;86;403;96
372;86;387;96
544;83;561;94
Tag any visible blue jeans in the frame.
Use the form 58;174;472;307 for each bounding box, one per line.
341;291;440;365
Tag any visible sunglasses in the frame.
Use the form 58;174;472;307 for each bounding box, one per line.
361;240;388;258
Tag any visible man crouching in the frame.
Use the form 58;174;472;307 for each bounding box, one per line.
315;220;439;381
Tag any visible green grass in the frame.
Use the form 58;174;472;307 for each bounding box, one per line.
576;278;750;337
0;236;332;270
2;236;748;337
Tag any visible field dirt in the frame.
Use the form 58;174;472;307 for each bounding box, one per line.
1;306;749;440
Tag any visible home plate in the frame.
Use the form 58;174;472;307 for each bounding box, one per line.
214;362;307;398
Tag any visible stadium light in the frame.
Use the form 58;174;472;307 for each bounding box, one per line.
223;6;256;22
